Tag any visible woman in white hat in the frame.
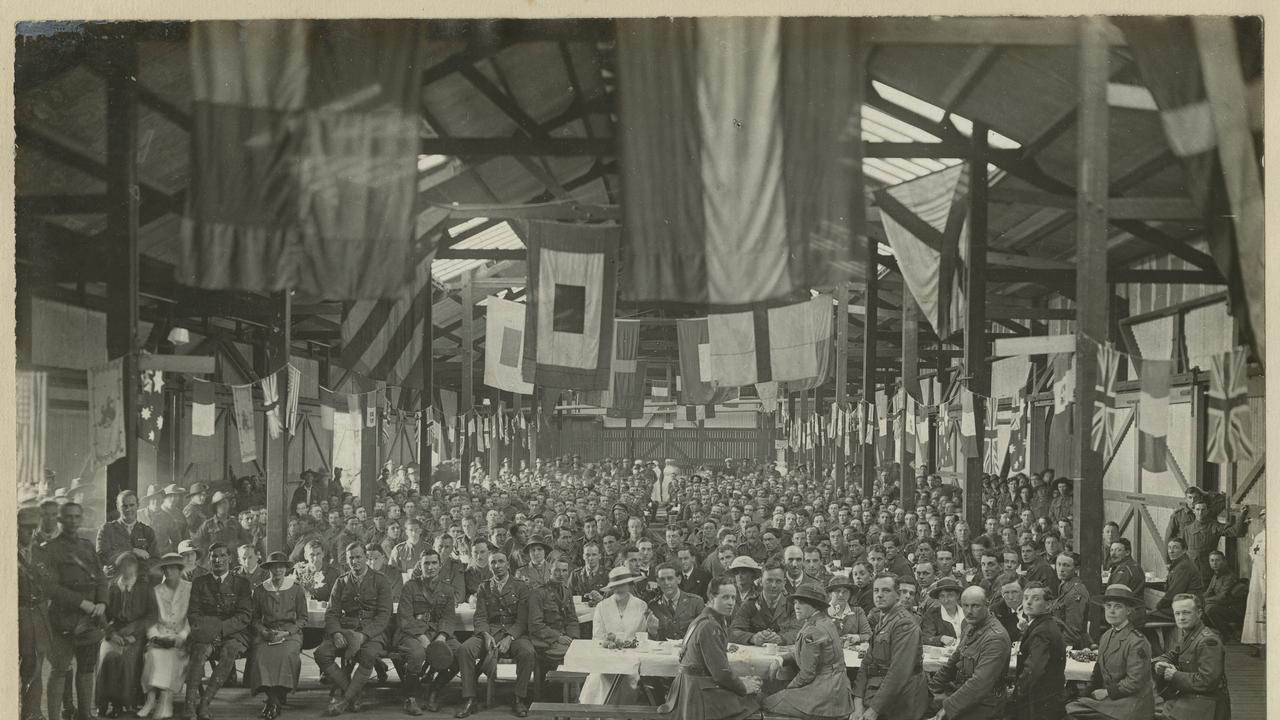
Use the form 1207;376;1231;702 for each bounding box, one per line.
249;552;307;720
176;540;207;582
138;554;190;719
579;568;653;705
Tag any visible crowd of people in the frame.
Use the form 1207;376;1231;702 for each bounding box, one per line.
17;455;1259;720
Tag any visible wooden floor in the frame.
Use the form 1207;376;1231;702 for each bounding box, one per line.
1225;643;1266;720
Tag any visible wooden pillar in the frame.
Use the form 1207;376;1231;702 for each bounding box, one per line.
786;393;797;470
834;284;850;491
861;237;878;500
360;396;377;512
265;292;291;552
104;34;140;509
418;282;433;492
528;390;539;468
799;389;812;471
460;273;475;486
901;287;918;507
962;123;990;531
511;394;523;472
489;389;502;481
1072;16;1110;599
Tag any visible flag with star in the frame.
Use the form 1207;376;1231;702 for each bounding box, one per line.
138;368;165;444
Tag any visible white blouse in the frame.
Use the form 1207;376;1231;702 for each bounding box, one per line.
149;579;192;640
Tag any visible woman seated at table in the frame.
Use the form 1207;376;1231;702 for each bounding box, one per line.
138;553;191;719
96;552;154;717
920;577;966;647
580;568;653;704
761;585;854;720
825;576;871;644
658;576;761;720
250;552;308;720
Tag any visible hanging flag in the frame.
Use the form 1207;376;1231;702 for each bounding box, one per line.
16;370;48;493
89;359;126;469
262;371;283;439
616;17;865;308
319;389;337;431
1139;359;1173;472
484;297;535;394
755;381;779;414
1091;343;1121;458
995;425;1012;473
338;253;435;389
191;380;216;437
606;319;645;419
916;413;930;462
232;384;257;463
1114;17;1264;364
959;390;979;459
876;165;969;339
1207;349;1253;463
1007;398;1027;474
706;294;832;387
180;20;428;300
1052;353;1075;416
138;367;165;444
678;318;737;405
520;221;619;391
286;364;301;436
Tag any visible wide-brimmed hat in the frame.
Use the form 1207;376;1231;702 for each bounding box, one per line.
728;556;763;574
826;575;858;595
260;551;293;570
188;482;209;496
114;550;142;570
177;540;202;557
142;484;164;501
928;577;964;599
789;584;830;610
601;567;645;591
523;538;553;556
162;484;187;497
1094;584;1143;607
210;491;231;506
154;553;185;570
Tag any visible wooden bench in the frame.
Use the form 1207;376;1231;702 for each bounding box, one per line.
529;702;664;719
544;670;588;703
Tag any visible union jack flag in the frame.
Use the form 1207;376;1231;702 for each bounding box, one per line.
1091;343;1121;458
1207;349;1253;463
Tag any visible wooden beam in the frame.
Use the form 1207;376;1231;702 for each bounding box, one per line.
435;247;526;261
418;137;614;157
963;122;990;530
987;267;1222;285
137;355;216;375
16;193;110;215
990;188;1199;220
834;283;850;491
266;292;291;550
1072;17;1110;601
993;334;1076;357
863;17;1126;46
419;273;435;491
987;304;1077;321
939;45;1001;110
987;250;1074;271
460;272;476;487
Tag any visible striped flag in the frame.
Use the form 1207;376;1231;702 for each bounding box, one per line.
180;21;427;300
484;297;534;395
339;255;436;389
17;370;47;493
1207;349;1253;463
607;320;645;419
1091;343;1121;458
959;390;979;459
677;318;736;406
520;221;619;391
616;17;865;308
706;294;832;387
286;364;301;436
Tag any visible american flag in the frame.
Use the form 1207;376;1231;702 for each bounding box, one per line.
1207;349;1253;463
17;370;47;493
1091;343;1121;458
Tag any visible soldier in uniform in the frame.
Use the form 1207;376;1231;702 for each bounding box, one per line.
1153;594;1229;720
316;543;394;716
464;539;495;599
183;483;212;534
152;485;189;556
1011;582;1067;720
19;506;53;720
526;558;581;700
1052;552;1090;649
515;538;552;588
394;550;461;715
1181;501;1250;586
185;542;253;720
1106;540;1147;628
96;490;159;577
647;563;705;641
760;584;854;719
194;492;247;562
729;562;801;646
928;586;1012;720
454;551;536;718
851;574;929;720
568;541;609;606
1151;538;1205;623
1066;585;1154;720
45;502;108;720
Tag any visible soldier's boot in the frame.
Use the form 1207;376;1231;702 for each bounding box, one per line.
182;688;200;720
426;669;457;712
400;670;421;715
321;665;351;698
342;669;371;713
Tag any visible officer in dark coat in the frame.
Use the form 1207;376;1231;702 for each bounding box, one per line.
929;586;1012;720
94;490;158;576
394;550;460;715
1066;585;1154;720
526;558;581;700
1151;538;1205;622
19;506;53;720
45;502;108;720
185;541;253;720
852;574;929;720
1153;594;1229;720
1106;540;1147;628
317;542;393;716
455;551;536;718
1051;553;1090;649
1012;582;1067;720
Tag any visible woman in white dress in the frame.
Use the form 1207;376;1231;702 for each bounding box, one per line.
579;568;653;705
137;554;190;719
1242;511;1265;646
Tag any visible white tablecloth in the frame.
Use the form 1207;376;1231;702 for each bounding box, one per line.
559;639;786;679
307;599;594;631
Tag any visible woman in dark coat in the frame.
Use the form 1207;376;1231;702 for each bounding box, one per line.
249;552;308;719
761;585;854;719
96;552;154;716
658;576;760;720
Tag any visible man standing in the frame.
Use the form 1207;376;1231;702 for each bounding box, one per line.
1153;595;1229;720
928;586;1012;720
395;550;460;715
852;574;929;720
19;507;53;720
455;552;536;718
186;542;253;720
1151;538;1205;623
45;502;107;720
647;563;705;641
316;543;393;716
1065;585;1154;720
1051;553;1090;650
1011;582;1066;720
1182;500;1250;583
95;490;158;576
526;558;580;701
194;492;245;561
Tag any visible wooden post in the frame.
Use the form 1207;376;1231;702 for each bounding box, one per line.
800;389;812;471
528;390;539;469
962;122;990;531
104;34;140;509
834;284;850;491
786;393;797;470
861;237;879;501
418;281;433;492
511;394;523;473
1072;16;1110;600
901;286;919;506
266;292;291;551
489;389;502;481
360;395;377;512
460;273;475;486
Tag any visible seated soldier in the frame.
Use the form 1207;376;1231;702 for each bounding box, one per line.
527;558;580;700
729;562;802;646
927;586;1012;720
455;552;536;718
851;574;929;720
185;542;253;720
316;543;394;716
1150;538;1205;623
990;579;1025;642
1153;594;1230;720
1011;581;1066;720
393;550;460;715
1202;551;1245;635
1066;585;1155;720
646;563;705;641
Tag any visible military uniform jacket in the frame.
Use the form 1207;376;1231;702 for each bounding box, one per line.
183;501;211;533
649;589;705;641
1051;577;1090;649
437;558;468;604
930;615;1012;720
728;592;800;645
1159;556;1204;612
568;564;609;598
187;571;253;644
852;604;928;720
1204;569;1238;605
1021;557;1060;595
1078;623;1155;720
324;569;392;639
396;574;459;639
194;516;246;556
474;575;529;641
464;565;493;598
1108;558;1148;625
1153;623;1227;718
1013;614;1067;720
44;533;108;636
19;545;52;609
95;519;158;574
527;581;580;649
515;562;550;588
